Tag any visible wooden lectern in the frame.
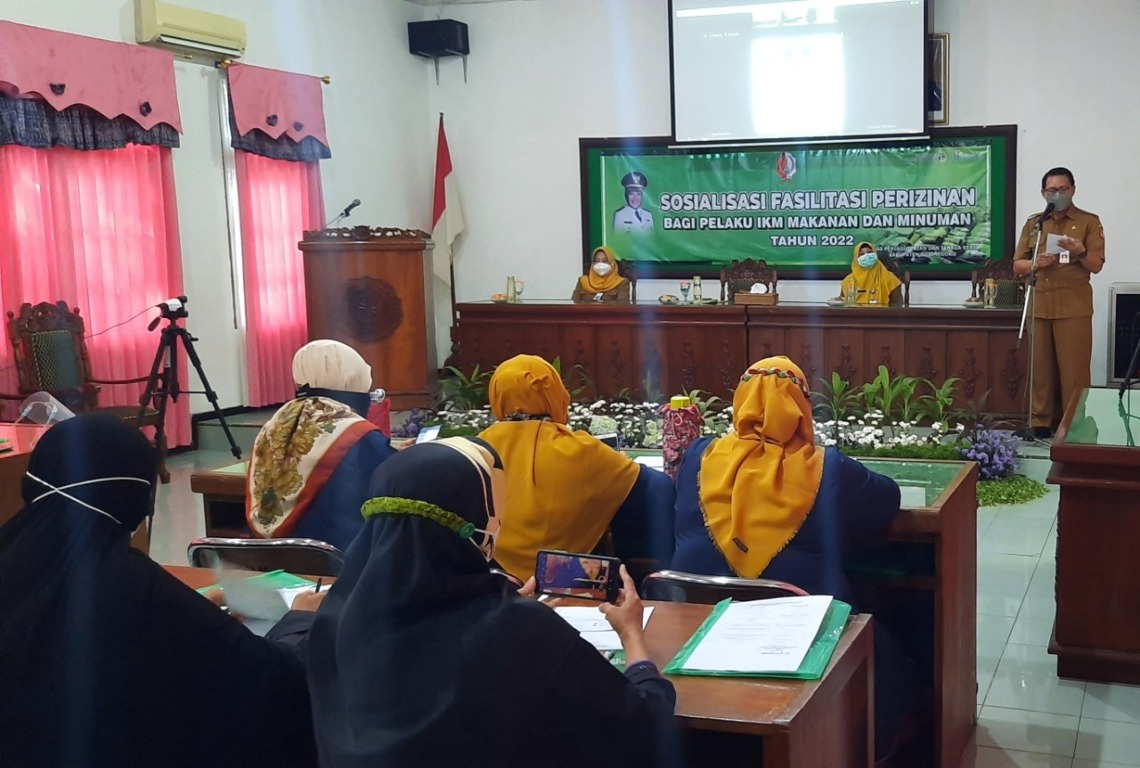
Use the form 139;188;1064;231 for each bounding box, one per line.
299;226;437;409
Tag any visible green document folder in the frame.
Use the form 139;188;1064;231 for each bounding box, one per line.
663;598;852;679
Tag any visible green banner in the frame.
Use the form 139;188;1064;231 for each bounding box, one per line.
584;131;1013;275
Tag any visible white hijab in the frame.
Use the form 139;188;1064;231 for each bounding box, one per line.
292;340;372;393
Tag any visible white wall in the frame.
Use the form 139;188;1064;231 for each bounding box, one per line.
2;0;432;409
5;0;1138;406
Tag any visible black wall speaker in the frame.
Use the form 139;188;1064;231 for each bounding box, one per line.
408;20;470;58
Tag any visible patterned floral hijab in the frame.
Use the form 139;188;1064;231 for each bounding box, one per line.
246;341;378;539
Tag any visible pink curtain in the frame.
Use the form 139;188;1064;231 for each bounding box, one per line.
0;143;189;445
234;150;324;406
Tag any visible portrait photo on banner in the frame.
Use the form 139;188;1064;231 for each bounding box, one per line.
927;33;949;126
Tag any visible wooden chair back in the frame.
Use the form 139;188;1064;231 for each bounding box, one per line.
971;258;1025;307
720;259;777;303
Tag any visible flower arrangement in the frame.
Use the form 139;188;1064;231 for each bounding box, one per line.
955;428;1020;481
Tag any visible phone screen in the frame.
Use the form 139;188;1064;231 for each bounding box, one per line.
535;551;620;602
415;424;441;444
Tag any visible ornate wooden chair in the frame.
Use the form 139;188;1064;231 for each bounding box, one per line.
971;257;1025;307
5;301;168;481
720;259;777;303
616;259;638;302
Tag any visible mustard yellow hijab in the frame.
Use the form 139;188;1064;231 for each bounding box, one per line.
578;246;626;294
698;357;825;578
840;241;901;306
479;354;639;580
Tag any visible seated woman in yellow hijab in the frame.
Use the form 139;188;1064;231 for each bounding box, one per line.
838;241;903;307
572;246;630;304
672;355;918;761
478;354;674;582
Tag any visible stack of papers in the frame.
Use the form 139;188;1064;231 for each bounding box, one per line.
665;595;851;679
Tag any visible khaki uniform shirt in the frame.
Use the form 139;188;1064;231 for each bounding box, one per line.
1013;205;1104;319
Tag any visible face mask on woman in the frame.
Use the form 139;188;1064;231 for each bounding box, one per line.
593;262;612;276
857;252;878;269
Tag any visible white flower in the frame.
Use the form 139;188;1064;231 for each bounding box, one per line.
956;423;966;432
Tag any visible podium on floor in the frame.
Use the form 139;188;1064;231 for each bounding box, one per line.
299;226;436;409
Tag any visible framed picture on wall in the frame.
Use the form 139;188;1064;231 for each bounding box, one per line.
927;33;950;126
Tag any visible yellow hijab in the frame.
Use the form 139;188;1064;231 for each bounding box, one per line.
479;354;640;580
578;246;626;294
698;357;825;578
840;241;901;306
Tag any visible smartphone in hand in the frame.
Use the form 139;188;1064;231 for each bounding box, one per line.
535;550;621;602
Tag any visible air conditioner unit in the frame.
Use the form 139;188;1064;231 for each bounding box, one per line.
135;0;246;59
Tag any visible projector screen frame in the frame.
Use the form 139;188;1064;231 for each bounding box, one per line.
578;124;1018;280
667;0;932;145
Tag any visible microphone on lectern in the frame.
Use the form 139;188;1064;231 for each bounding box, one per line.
1035;201;1056;228
326;199;362;228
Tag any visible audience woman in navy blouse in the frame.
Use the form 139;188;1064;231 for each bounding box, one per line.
672;356;916;760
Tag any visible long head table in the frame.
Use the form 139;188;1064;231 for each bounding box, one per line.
454;300;1027;419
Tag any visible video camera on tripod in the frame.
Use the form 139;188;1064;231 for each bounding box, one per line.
150;296;189;329
139;294;241;465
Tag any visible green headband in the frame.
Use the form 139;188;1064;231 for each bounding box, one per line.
361;496;477;539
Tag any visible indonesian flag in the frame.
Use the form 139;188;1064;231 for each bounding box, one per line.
431;114;464;284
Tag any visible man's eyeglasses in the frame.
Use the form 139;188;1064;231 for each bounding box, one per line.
1043;185;1073;195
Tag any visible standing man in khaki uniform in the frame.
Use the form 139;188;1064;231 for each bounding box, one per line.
1013;167;1105;439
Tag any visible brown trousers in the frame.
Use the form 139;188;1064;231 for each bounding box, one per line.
1031;315;1092;428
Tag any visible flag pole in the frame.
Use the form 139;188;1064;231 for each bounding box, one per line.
440;112;461;368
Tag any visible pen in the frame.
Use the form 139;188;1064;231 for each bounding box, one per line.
313;578;323;594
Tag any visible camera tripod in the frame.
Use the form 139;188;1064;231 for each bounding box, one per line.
137;302;242;471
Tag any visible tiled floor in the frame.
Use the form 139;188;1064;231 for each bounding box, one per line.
151;433;1140;768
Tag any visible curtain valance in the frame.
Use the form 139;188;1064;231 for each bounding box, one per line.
228;63;330;161
0;21;182;137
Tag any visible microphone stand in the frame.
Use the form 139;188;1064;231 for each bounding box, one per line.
325;210;351;229
1017;222;1045;440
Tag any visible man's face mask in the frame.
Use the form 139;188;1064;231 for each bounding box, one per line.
593;262;613;277
1045;190;1073;212
857;252;879;269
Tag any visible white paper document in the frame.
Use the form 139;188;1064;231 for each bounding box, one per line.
633;455;665;471
680;595;832;674
1046;233;1069;255
554;606;654;651
898;485;927;507
221;579;329;635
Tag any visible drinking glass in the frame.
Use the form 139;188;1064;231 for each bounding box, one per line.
513;280;525;302
679;281;691;303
